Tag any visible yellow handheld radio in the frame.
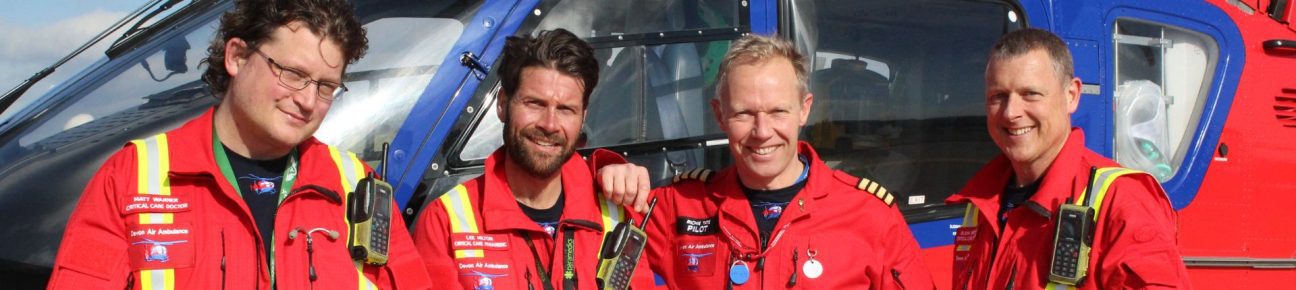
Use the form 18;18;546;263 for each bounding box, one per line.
1049;167;1099;285
596;198;657;290
347;144;393;265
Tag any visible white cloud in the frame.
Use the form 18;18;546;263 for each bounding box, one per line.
0;10;127;121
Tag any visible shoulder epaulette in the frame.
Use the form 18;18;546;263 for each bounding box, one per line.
834;170;896;207
834;169;896;205
672;168;714;183
857;177;896;206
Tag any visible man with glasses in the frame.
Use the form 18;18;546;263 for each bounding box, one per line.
48;1;431;289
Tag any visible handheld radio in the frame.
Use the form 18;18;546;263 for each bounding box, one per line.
1048;167;1098;285
347;143;393;265
596;198;657;290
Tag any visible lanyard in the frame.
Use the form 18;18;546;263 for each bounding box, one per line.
521;228;577;290
211;128;299;286
721;220;795;261
211;131;299;203
724;154;808;261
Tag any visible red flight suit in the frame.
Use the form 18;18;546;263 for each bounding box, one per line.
592;142;935;289
946;128;1191;289
47;108;432;289
412;149;656;290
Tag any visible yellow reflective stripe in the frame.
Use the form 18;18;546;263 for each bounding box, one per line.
329;146;365;194
1045;282;1072;290
357;265;379;290
955;245;971;251
1075;168;1143;221
1090;168;1139;217
139;269;175;290
138;213;174;224
439;185;484;258
132;135;174;290
134;135;174;225
132;134;171;195
595;194;625;260
961;203;979;227
325;146;378;289
598;194;624;233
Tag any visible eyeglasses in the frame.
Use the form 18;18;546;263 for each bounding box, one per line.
252;50;347;102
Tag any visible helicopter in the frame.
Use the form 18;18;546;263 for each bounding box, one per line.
1;0;1292;288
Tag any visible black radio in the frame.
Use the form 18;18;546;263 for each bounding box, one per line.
1048;203;1094;285
1049;167;1101;285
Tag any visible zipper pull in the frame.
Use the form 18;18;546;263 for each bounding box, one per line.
892;269;905;289
527;269;535;290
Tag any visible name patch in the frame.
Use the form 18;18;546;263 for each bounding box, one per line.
123;195;191;215
676;216;718;236
451;233;510;251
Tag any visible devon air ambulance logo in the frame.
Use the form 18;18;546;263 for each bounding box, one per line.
463;270;507;290
131;238;189;262
682;253;714;272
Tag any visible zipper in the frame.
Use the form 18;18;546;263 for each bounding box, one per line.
124;272;135;290
892;268;906;290
1004;264;1017;290
961;267;973;290
221;229;227;290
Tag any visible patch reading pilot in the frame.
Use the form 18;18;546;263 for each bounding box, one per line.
676;216;718;235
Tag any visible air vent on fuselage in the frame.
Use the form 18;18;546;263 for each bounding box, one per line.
1277;88;1296;128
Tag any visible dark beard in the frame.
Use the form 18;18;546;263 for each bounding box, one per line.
503;114;574;177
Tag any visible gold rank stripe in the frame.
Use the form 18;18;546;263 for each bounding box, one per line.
440;184;484;258
856;177;896;206
131;134;176;290
672;169;712;183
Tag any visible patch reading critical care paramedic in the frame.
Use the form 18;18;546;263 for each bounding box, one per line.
676;216;718;236
451;233;510;251
127;222;195;270
122;194;191;214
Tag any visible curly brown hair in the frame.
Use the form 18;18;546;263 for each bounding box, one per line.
200;0;368;97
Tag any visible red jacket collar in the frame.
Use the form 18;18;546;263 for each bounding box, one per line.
164;107;342;201
714;142;831;236
947;128;1116;232
478;149;606;233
